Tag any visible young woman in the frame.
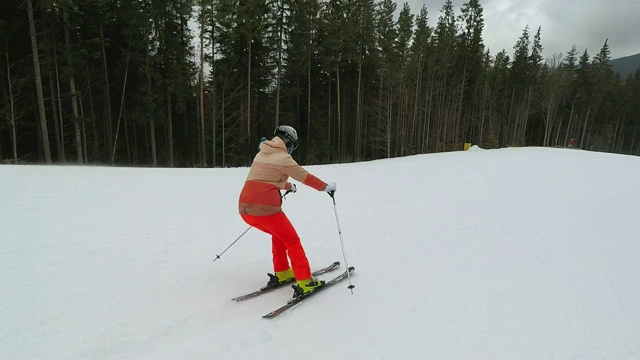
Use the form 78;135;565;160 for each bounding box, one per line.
238;125;337;297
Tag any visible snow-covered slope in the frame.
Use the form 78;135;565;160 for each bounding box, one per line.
2;147;639;359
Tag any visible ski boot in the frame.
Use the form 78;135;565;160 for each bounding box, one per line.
266;267;295;287
291;277;325;298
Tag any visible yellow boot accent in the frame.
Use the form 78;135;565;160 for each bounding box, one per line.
294;277;325;296
275;268;294;282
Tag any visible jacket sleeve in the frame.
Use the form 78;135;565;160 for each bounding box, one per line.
279;154;327;191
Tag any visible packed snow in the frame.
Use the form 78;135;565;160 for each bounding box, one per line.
1;147;640;359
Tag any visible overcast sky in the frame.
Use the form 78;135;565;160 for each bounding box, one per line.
405;0;640;60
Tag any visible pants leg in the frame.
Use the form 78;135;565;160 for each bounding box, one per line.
241;212;312;280
271;235;289;273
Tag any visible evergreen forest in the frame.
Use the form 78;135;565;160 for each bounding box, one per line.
1;0;639;167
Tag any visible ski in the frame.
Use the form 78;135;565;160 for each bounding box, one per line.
262;266;355;319
232;261;340;302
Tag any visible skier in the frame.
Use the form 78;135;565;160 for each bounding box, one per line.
238;125;337;297
568;138;575;148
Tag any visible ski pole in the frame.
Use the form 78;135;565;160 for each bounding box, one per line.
213;225;252;262
329;191;355;293
213;189;293;262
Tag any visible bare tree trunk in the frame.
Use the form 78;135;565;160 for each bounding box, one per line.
412;55;423;152
199;1;206;166
422;68;434;152
69;74;83;163
377;72;383;157
222;87;226;166
403;86;410;155
434;81;443;152
521;86;533;144
167;90;174;167
456;63;467;148
246;35;252;139
611;117;621;152
441;84;449;152
210;5;217;167
211;76;217;167
617;136;624;154
306;48;311;148
618;118;627;153
132;114;138;164
478;79;489;146
506;89;516;145
125;111;131;163
396;70;405;156
111;37;131;164
86;65;99;160
554;120;562;146
62;10;83;163
356;51;363;160
52;43;68;160
387;87;392;158
69;75;83;164
543;93;554;146
441;78;450;152
564;99;575;146
327;76;332;161
100;24;113;158
27;0;52;163
150;118;157;167
580;105;591;149
48;61;63;160
5;41;18;163
336;65;341;158
143;34;157;167
274;0;284;127
423;90;432;153
78;93;89;163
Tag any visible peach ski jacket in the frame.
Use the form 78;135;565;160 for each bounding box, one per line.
238;136;327;216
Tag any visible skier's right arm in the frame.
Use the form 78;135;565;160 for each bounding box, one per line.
279;155;327;192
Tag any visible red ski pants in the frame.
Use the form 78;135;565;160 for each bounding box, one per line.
241;212;312;280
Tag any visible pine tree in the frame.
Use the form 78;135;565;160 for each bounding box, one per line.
432;0;457;151
2;0;639;165
351;0;377;161
27;0;53;163
372;0;397;158
623;70;640;154
574;49;593;147
394;3;413;156
408;5;433;153
457;0;486;147
281;0;321;160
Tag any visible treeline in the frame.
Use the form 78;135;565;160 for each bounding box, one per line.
1;0;639;167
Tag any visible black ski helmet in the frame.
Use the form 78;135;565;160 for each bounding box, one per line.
274;125;298;154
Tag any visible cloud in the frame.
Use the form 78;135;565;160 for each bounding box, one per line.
404;0;640;60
